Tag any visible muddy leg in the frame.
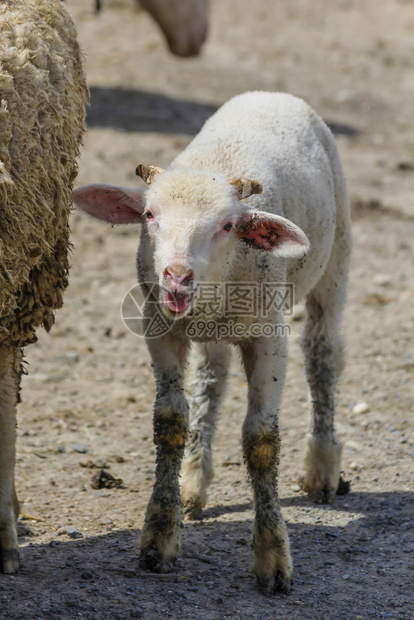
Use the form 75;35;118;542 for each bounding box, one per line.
0;346;21;574
181;341;231;520
300;181;352;503
241;337;292;596
301;246;351;503
139;331;190;572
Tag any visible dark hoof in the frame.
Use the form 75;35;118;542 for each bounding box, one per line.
139;547;175;573
257;572;292;596
275;570;292;595
314;490;335;504
183;501;202;521
305;484;336;504
308;476;351;504
1;549;20;574
300;475;351;504
337;475;351;496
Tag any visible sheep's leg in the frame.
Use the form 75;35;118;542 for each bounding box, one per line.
301;240;350;503
0;346;21;574
181;341;231;520
241;336;292;596
139;330;190;572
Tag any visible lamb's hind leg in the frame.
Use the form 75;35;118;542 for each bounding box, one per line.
181;341;231;520
0;346;21;574
301;244;351;503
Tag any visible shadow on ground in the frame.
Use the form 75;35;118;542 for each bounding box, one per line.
87;87;360;138
0;491;412;619
87;87;218;134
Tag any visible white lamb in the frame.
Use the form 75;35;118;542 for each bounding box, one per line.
74;91;352;595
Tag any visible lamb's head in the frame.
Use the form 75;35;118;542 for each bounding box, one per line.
73;166;309;319
136;166;261;316
137;165;310;317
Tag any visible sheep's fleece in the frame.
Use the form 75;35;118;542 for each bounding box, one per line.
0;0;88;347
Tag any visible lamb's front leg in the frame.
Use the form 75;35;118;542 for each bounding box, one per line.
139;331;190;572
0;346;21;574
241;337;292;596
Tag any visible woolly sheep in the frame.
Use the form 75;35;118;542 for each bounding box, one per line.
74;91;352;595
0;0;88;573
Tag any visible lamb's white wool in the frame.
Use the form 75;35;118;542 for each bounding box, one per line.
74;91;352;595
0;0;87;574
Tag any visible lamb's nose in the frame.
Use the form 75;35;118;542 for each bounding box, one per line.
164;268;194;288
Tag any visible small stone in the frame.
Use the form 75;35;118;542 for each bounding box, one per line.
353;402;369;414
73;443;88;454
56;527;67;536
94;457;107;468
291;484;301;492
349;462;359;471
80;460;94;469
342;574;351;580
56;525;82;538
100;518;113;525
373;274;391;287
336;89;358;103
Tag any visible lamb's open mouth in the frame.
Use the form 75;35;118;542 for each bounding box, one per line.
161;288;194;315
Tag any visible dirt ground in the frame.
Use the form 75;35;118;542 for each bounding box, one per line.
1;0;414;618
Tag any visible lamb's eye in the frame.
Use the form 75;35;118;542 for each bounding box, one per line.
223;222;233;232
145;210;154;220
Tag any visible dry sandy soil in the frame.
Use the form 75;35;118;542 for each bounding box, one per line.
1;0;414;618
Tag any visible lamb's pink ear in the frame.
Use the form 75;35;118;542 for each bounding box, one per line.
73;184;146;224
237;210;310;259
